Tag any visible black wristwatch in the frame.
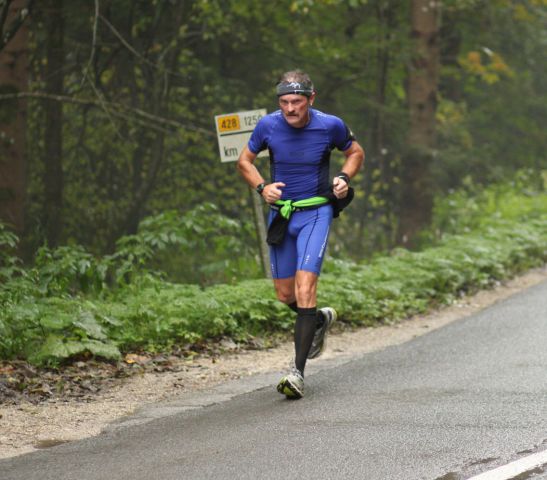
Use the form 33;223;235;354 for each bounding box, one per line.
255;182;266;195
336;172;350;185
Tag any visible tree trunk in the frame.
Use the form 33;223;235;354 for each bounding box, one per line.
108;3;186;245
43;0;64;247
0;0;29;238
0;0;33;52
357;2;397;254
397;0;441;247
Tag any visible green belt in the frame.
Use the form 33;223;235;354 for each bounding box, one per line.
274;196;329;220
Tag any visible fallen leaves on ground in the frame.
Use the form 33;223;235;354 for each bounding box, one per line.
0;335;275;406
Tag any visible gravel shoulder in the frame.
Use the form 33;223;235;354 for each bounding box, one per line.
1;266;546;459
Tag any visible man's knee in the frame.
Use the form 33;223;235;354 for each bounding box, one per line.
276;289;295;304
295;271;318;306
295;285;315;304
273;278;296;304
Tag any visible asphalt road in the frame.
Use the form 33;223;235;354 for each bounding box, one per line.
2;280;546;480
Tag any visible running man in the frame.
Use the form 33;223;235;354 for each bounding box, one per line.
237;70;365;399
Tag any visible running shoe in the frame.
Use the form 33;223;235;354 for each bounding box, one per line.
277;364;304;399
307;307;337;359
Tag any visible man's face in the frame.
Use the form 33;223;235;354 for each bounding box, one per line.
278;93;315;128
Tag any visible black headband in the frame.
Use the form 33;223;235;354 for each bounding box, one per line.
276;81;314;97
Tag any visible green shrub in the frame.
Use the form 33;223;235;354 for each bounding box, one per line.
429;169;546;239
109;204;261;286
0;185;545;366
0;222;22;281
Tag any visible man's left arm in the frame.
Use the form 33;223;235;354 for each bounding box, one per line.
333;141;365;199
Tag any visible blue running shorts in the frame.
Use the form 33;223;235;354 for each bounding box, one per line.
268;204;333;279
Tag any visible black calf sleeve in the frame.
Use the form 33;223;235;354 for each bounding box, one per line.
294;307;317;374
287;301;298;313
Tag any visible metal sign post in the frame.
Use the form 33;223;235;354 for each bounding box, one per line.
215;109;271;279
250;187;271;279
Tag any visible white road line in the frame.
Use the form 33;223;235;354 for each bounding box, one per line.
467;449;547;480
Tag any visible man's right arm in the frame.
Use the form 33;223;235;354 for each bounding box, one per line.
237;146;263;189
237;146;285;203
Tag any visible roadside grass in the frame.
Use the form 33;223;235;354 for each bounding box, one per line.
0;178;545;366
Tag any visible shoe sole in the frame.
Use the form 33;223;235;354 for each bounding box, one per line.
276;377;303;399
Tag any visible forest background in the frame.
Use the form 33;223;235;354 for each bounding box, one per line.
0;0;546;368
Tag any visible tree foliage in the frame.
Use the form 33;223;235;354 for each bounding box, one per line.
0;0;544;259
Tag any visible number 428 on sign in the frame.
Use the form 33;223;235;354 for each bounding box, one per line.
217;115;240;132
